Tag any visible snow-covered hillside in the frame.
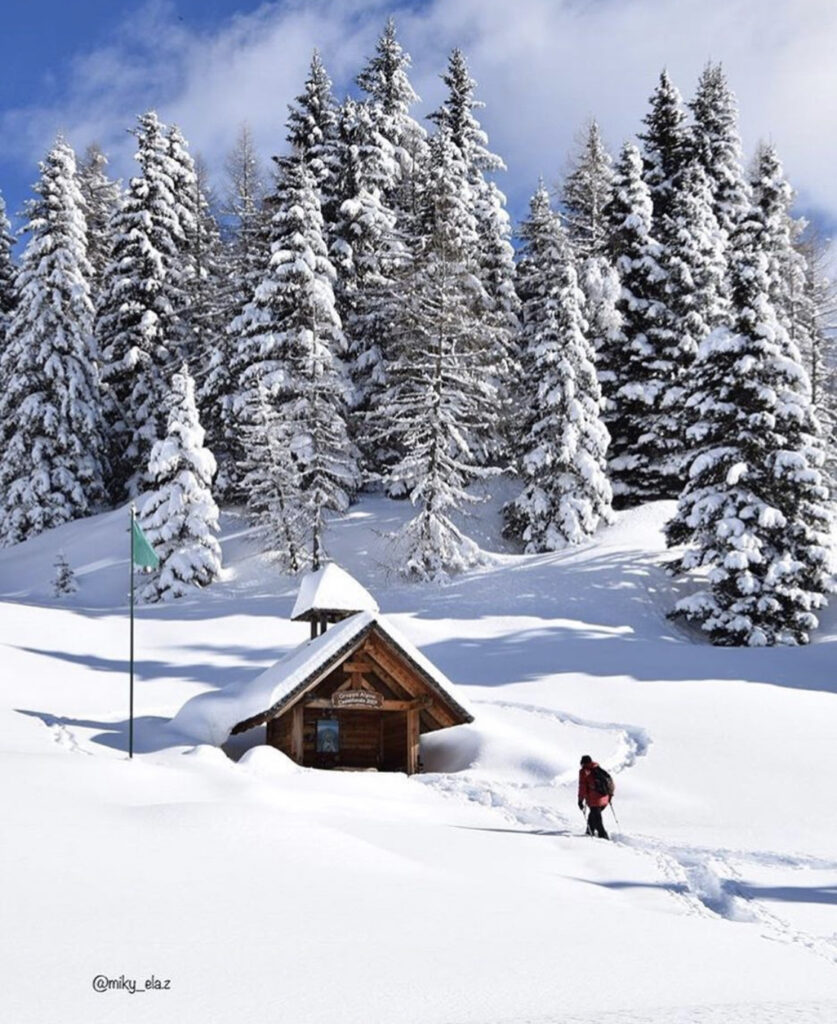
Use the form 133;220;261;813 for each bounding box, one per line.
1;497;836;1024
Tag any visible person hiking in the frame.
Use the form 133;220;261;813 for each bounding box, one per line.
578;755;612;840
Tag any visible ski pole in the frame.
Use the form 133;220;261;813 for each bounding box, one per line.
579;805;590;834
609;799;621;829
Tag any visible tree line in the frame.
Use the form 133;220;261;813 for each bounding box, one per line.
0;18;833;644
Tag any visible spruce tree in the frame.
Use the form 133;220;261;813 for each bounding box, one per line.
665;204;831;646
601;142;665;505
327;98;401;426
356;18;429;215
203;124;270;500
287;49;340;218
429;47;519;462
77;143;121;304
0;138;106;545
750;143;810;357
97;111;186;500
139;364;221;602
651;159;727;493
797;225;837;489
505;184;612;550
639;70;690;238
560;121;622;436
688;63;750;244
232;156;358;568
167;123;222;367
0;191;16;356
53;551;77;597
561;120;615;259
238;383;306;572
379;127;501;579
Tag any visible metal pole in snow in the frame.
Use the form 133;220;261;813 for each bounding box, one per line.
129;505;135;759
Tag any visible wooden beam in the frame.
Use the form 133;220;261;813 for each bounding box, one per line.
342;660;376;673
406;708;420;775
364;636;423;698
355;648;413;701
290;704;304;763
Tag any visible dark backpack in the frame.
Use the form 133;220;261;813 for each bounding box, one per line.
591;765;615;797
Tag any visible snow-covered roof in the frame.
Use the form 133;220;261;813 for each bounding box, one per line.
171;611;474;746
290;563;379;621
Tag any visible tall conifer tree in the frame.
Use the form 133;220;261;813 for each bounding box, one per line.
380;128;501;579
505;184;612;550
327;99;401;424
639;70;690;239
76;144;121;306
601;142;665;504
0;139;106;545
666;203;831;646
688;64;750;245
232;157;358;568
0;191;16;356
97;111;186;499
429;48;519;461
561;120;615;259
203;124;270;499
139;364;222;601
356;18;429;218
287;49;340;217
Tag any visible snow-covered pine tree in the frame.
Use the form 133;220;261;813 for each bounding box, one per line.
286;49;340;221
76;143;121;304
750;143;810;358
429;48;520;461
665;203;832;646
238;383;306;572
504;183;613;550
202;124;270;500
560;121;622;428
796;224;837;488
327;98;401;426
688;63;750;247
601;141;665;505
52;551;77;596
0;190;15;356
0;138;106;546
379;126;501;579
139;364;221;602
232;155;359;568
651;158;727;494
639;70;690;240
561;120;615;259
356;17;429;217
166;123;221;367
97;111;186;501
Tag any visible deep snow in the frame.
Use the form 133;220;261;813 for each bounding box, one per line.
1;492;836;1024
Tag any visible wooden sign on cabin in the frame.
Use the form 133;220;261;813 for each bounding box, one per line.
224;564;473;775
332;689;384;709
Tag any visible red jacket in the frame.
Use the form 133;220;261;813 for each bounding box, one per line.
578;763;610;809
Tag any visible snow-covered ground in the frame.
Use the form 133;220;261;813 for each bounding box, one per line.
1;494;836;1024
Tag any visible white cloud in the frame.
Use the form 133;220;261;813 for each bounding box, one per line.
3;0;837;226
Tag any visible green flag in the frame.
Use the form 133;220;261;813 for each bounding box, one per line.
132;518;159;569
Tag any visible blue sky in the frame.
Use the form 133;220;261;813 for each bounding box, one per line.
2;0;836;240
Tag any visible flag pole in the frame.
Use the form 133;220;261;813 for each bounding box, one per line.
129;504;135;760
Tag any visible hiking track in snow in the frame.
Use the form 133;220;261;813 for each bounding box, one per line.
418;697;837;969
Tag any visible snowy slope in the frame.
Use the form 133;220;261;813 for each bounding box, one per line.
1;494;836;1024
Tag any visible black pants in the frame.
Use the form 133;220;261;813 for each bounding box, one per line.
586;806;609;840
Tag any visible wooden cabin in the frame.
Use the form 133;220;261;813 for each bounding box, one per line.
228;566;473;774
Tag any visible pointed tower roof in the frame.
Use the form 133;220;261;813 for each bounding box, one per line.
290;563;379;623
